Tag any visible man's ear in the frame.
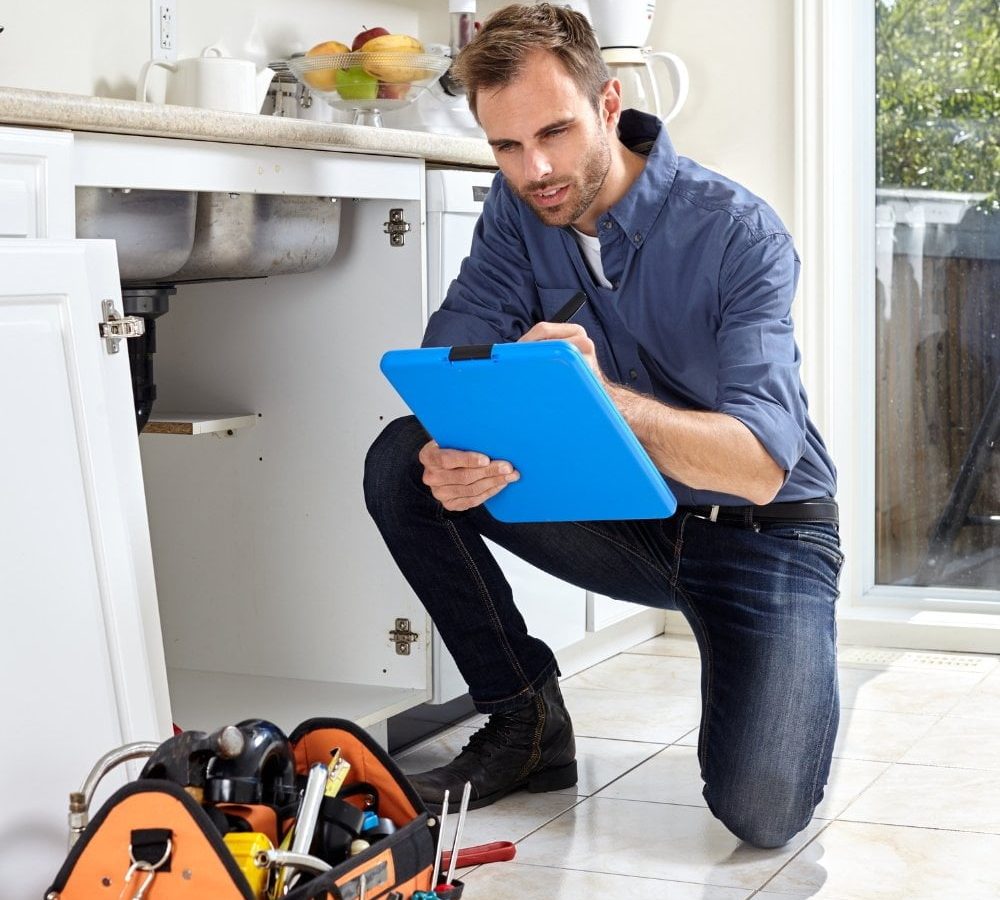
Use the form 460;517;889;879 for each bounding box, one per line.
602;78;624;130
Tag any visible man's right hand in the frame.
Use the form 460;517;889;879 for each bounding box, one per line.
418;440;520;511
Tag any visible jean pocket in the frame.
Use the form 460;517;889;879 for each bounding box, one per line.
762;522;845;567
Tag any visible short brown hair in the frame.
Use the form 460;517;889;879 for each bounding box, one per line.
452;3;610;119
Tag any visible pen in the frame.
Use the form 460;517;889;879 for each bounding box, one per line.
549;290;588;324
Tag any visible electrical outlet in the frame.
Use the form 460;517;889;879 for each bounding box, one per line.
160;4;175;50
150;0;177;61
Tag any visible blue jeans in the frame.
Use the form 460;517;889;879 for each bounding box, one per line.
364;416;843;848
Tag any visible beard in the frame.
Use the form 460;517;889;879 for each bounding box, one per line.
514;128;611;228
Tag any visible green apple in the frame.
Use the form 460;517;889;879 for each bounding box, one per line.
336;66;378;100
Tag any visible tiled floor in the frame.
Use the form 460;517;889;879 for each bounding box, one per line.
393;633;1000;899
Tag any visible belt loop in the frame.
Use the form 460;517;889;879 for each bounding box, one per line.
709;505;719;523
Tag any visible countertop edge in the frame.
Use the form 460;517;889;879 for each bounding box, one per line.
0;86;497;169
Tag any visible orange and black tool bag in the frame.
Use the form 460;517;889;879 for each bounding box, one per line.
47;718;436;900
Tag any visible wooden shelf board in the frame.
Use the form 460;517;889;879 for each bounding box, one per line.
166;667;429;733
142;412;257;436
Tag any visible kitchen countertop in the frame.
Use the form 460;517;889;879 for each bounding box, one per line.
0;85;496;169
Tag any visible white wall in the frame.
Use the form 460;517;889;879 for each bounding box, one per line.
0;0;794;224
0;1;451;100
649;0;796;231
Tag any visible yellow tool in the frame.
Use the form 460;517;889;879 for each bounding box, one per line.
223;832;273;899
325;747;351;797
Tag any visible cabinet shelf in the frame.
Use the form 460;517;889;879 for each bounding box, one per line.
167;667;428;733
142;412;257;436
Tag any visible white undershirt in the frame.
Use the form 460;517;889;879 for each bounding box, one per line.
571;227;613;289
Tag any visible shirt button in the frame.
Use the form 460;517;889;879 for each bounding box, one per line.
603;220;613;230
633;232;642;242
629;369;638;380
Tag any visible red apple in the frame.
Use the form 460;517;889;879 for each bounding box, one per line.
352;26;390;51
377;82;410;100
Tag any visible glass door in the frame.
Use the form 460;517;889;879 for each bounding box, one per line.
874;0;999;590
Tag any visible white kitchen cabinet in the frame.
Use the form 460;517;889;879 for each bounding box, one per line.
587;591;646;631
63;132;437;733
0;238;171;894
0;126;74;237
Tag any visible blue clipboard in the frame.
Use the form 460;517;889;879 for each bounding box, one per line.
379;341;677;523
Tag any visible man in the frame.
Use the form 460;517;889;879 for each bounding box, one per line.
364;3;842;849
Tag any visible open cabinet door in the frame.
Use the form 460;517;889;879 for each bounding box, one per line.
0;239;171;897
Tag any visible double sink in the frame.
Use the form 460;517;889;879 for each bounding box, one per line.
75;187;343;283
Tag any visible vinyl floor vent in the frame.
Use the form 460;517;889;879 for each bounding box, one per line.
839;646;998;674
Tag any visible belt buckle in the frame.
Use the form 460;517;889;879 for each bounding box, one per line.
690;505;720;523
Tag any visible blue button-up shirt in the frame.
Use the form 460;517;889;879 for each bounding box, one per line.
424;110;837;506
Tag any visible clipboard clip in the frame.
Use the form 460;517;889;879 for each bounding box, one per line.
448;344;495;362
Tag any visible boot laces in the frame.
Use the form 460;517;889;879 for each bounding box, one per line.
461;710;521;759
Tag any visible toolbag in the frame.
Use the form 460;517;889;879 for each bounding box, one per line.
46;718;436;900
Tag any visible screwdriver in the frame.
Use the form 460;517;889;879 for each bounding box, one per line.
413;789;449;900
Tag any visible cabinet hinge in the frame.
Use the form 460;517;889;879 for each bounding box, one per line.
389;617;419;655
98;299;145;355
383;208;411;247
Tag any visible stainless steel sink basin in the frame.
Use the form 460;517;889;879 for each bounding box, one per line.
172;192;341;281
75;188;197;282
74;188;342;283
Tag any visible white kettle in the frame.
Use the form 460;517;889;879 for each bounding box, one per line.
604;47;688;124
137;47;274;115
585;0;688;124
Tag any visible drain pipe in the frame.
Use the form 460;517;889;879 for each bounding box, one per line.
120;285;175;432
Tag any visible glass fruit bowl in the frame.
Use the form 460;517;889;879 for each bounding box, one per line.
286;52;452;126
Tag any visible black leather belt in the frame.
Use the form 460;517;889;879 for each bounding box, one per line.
680;498;839;526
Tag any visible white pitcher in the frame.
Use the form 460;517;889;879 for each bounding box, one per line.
137;47;275;114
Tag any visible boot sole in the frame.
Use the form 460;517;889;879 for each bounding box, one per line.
422;760;579;815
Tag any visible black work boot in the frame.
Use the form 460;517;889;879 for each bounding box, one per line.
407;673;577;813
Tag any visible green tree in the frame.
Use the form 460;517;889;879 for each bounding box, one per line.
876;0;999;206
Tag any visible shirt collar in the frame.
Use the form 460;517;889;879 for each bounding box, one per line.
602;110;678;249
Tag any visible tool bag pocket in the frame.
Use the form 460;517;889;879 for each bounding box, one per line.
48;779;258;899
283;717;436;900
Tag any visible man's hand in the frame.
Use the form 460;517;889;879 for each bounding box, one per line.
518;322;607;383
419;440;520;511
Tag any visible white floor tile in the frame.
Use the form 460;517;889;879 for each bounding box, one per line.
563;652;702;697
462;862;752;899
625;633;701;658
901;714;1000;770
556;735;666;796
837;665;985;715
831;707;938;762
561;685;702;744
677;726;699;747
593;745;888;822
762;820;1000;899
596;744;704;806
949;668;1000;720
513;797;825;890
839;762;1000;833
392;641;1000;900
452;790;584;849
813;757;892;820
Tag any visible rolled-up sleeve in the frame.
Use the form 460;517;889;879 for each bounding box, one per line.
715;231;806;476
423;177;542;348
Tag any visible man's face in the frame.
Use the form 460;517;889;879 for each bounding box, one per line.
477;51;614;230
